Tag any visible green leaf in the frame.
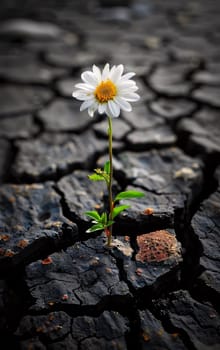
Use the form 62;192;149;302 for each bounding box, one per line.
94;169;109;183
89;168;110;184
101;212;107;224
86;223;104;233
85;211;101;222
112;205;130;219
105;220;114;227
114;190;145;202
88;173;105;181
104;161;110;175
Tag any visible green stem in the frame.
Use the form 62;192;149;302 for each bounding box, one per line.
107;116;113;246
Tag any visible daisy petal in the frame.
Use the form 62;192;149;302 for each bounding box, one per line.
73;90;93;99
108;100;120;117
88;108;94;117
92;65;102;83
117;80;136;89
73;94;93;101
72;91;82;98
80;99;95;111
88;102;98;117
119;83;139;90
106;104;113;118
102;63;110;80
98;103;107;114
81;71;98;86
75;83;94;91
114;96;132;112
120;72;136;81
119;86;139;94
110;64;124;83
121;92;140;102
110;65;116;76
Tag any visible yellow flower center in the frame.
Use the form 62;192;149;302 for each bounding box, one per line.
94;80;117;103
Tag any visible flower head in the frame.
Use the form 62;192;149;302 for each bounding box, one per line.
72;63;140;118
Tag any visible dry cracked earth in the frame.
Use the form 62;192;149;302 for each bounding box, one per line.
0;0;220;349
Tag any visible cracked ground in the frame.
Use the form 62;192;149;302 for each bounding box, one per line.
0;0;220;349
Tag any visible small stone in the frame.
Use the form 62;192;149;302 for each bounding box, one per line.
193;70;220;86
112;50;156;76
174;167;197;180
122;103;164;129
56;78;78;97
112;238;133;257
134;78;155;103
171;35;217;62
139;309;186;349
0;52;67;84
93;118;131;140
0;114;39;139
73;311;129;349
0;85;52;117
177;108;220;157
12;130;107;182
169;46;202;63
193;86;220;108
0;19;66;40
150;98;196;121
113;148;203;233
191;166;220;297
149;63;196;97
57;170;106;227
155;290;220;349
126;125;176;149
116;148;203;193
177;118;208;137
45;49;99;68
38;99;93;132
144;36;161;49
0;182;78;272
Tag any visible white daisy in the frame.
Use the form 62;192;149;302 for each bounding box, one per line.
72;63;140;118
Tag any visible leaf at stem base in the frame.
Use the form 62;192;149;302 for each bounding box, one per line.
86;223;104;233
85;211;101;221
88;173;105;181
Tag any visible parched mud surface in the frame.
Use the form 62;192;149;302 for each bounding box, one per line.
0;0;220;349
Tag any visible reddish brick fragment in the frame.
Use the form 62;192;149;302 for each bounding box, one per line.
143;207;154;215
136;230;181;263
17;239;29;248
41;256;53;265
0;234;10;241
